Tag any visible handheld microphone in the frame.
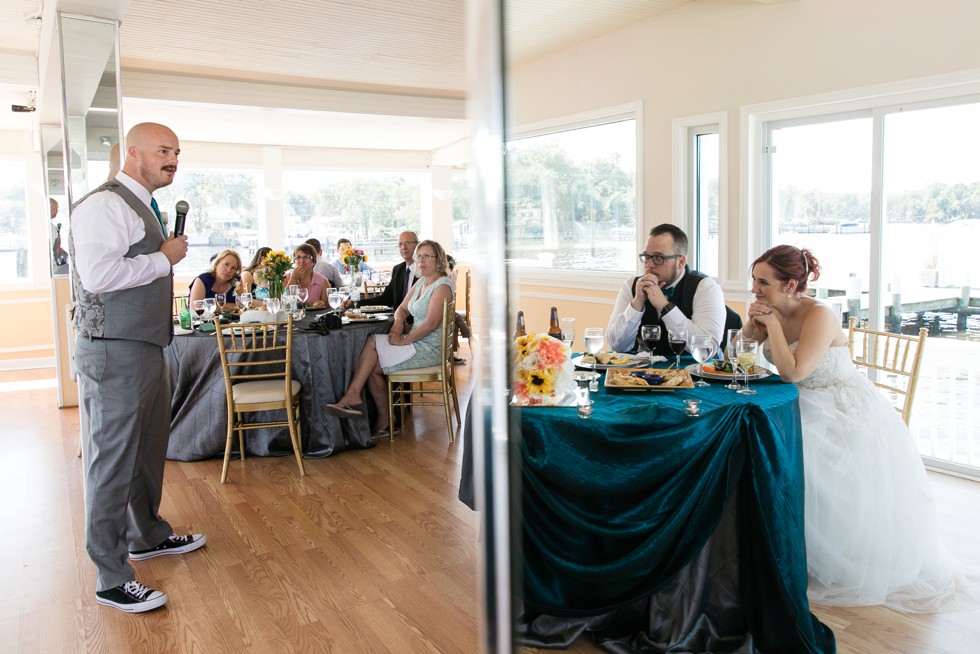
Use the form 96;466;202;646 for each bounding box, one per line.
173;200;189;237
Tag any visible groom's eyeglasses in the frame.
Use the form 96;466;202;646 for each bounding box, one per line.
638;253;681;265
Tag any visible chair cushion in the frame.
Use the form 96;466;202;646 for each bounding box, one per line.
232;379;301;404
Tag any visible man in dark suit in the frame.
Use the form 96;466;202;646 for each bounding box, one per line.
376;230;419;309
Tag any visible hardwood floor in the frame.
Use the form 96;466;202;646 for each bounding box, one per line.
2;364;979;653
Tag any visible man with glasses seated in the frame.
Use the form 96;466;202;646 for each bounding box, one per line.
375;230;420;310
606;223;725;357
330;238;376;276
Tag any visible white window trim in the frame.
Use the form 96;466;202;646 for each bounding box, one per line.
507;102;643;293
672;111;727;285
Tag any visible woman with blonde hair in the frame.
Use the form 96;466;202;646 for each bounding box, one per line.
324;239;453;438
188;249;242;304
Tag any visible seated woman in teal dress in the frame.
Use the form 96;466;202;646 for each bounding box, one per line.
323;239;453;439
188;249;242;304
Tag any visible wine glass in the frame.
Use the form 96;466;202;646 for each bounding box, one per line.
296;286;309;306
560;317;576;351
583;327;604;372
328;292;344;312
640;325;661;363
265;297;282;315
214;294;226;315
236;292;252;312
192;299;205;326
724;329;742;390
690;334;716;387
736;339;759;395
667;328;687;370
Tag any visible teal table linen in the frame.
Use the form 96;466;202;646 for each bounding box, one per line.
516;368;835;653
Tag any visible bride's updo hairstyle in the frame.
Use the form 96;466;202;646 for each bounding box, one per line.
752;245;821;293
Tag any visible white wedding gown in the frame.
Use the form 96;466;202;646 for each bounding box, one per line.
766;341;970;612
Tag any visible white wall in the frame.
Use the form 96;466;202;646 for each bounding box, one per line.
509;0;980;286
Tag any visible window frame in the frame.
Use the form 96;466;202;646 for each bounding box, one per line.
506;102;642;292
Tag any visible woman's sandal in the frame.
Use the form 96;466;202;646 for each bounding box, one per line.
323;402;364;419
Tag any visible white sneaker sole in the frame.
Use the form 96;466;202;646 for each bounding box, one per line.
96;591;169;613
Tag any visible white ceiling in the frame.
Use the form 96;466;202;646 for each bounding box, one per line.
0;0;713;149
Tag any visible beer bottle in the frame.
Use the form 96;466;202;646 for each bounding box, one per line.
514;311;526;339
547;306;563;341
178;297;192;330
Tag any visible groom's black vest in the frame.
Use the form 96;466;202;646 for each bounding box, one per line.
630;266;706;356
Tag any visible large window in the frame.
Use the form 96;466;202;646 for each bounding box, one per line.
0;160;29;282
153;169;261;279
282;171;422;267
692;130;719;277
505;116;636;271
758;92;980;476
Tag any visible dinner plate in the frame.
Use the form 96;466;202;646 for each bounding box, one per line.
572;353;646;370
686;362;773;381
342;314;389;323
358;305;392;313
604;368;695;391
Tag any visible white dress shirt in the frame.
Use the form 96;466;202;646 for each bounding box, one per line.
70;171;172;294
605;269;726;353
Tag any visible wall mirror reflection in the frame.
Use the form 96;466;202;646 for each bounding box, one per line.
48;13;122;276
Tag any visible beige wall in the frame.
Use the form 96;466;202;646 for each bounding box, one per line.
508;0;980;311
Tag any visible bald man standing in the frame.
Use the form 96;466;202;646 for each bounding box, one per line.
69;122;206;613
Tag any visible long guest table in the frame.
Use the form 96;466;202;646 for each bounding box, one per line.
166;311;391;461
460;360;835;653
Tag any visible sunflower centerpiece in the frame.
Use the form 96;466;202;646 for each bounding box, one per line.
512;332;575;406
342;247;367;274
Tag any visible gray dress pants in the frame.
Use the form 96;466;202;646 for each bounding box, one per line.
75;337;174;591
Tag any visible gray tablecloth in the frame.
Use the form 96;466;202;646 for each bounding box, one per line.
166;312;391;460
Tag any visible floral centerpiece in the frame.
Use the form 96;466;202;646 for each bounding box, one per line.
512;332;575;406
262;250;292;299
342;247;368;273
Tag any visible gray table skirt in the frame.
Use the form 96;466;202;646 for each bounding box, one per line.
166;313;391;461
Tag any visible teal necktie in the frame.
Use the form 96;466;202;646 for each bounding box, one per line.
150;198;166;235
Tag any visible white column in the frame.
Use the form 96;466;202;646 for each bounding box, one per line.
261;146;283;248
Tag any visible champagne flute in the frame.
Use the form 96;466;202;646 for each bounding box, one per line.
640;325;661;364
724;329;742;390
667;328;687;370
690;334;716;387
736;339;759;395
583;327;604;372
560;317;576;352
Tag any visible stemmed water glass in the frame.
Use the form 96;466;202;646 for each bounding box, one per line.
667;328;687;370
560;318;576;352
202;298;217;325
736;339;759;395
295;286;309;306
640;325;661;364
724;329;742;390
214;294;226;315
265;296;282;316
328;291;344;313
583;327;604;373
236;292;252;312
690;334;716;387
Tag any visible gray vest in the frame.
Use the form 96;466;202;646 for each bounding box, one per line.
68;180;174;347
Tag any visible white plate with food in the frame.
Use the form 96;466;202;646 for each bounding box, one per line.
342;311;389;322
686;362;774;381
358;305;392;313
605;368;695;390
572;352;647;370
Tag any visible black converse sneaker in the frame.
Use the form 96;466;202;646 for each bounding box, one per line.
130;533;207;561
95;580;168;613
